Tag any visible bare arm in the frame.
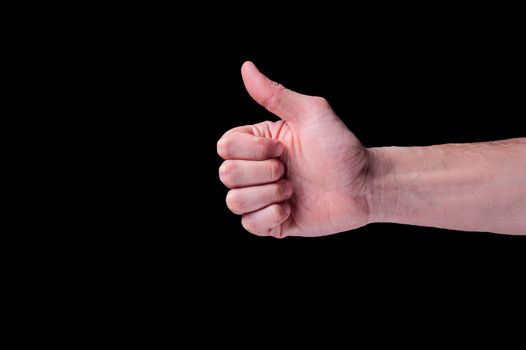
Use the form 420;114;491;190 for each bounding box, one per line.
367;139;526;234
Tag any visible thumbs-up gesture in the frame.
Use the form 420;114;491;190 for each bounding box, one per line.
218;62;372;238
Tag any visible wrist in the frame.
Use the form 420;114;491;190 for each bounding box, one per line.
364;146;416;225
364;147;394;224
365;144;468;227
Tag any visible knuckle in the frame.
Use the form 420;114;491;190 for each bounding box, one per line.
253;137;269;157
310;96;330;110
270;205;286;222
216;137;231;159
268;225;285;239
262;83;286;110
219;161;237;187
226;190;244;214
275;181;291;199
268;159;284;181
241;216;257;234
275;184;284;198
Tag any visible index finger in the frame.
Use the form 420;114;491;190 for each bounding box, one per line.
217;130;284;160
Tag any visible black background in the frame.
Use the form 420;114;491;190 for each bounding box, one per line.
25;6;525;333
88;8;525;288
156;20;526;318
9;6;526;340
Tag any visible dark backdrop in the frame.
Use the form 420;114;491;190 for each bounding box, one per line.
99;9;526;287
174;22;525;280
66;6;526;324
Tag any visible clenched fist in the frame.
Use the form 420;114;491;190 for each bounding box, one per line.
217;62;372;238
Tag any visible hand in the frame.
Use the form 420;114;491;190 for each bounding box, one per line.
217;62;372;238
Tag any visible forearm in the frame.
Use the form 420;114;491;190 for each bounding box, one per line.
366;138;526;234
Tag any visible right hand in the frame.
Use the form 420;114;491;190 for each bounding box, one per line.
218;62;373;238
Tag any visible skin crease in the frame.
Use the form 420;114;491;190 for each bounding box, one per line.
218;61;526;238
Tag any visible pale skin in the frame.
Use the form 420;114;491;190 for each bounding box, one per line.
217;61;526;238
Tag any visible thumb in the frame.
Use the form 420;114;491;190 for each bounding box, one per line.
241;61;309;122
